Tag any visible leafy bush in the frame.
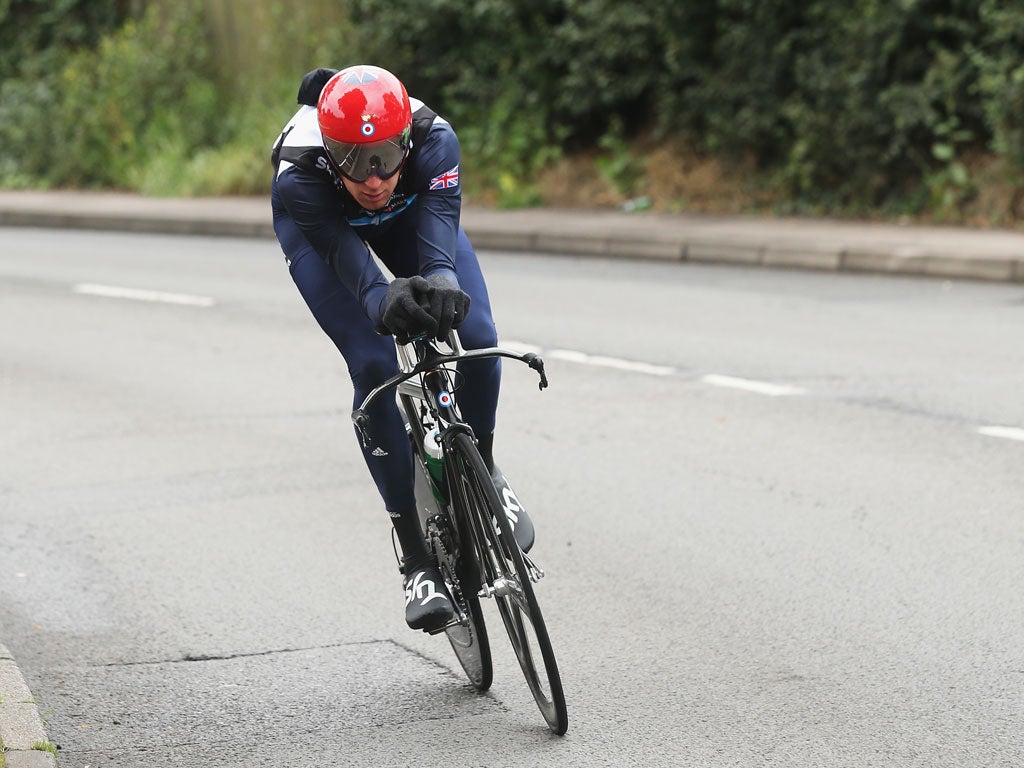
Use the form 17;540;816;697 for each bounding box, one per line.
776;2;988;212
352;0;1024;216
0;0;126;186
0;1;220;189
1;0;355;195
60;5;219;188
5;0;1024;220
0;0;125;80
972;0;1024;207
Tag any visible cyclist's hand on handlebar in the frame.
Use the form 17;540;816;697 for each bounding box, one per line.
379;276;438;339
421;274;471;341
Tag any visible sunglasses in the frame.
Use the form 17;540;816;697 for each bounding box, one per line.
323;125;411;183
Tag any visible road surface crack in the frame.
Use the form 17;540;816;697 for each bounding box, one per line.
95;639;387;667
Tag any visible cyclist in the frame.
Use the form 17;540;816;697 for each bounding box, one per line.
270;65;534;632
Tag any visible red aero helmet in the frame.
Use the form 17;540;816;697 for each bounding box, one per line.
317;65;413;183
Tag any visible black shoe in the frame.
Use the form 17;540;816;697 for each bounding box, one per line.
490;465;535;553
403;563;456;631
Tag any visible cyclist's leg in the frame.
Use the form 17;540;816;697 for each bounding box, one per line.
375;225;535;552
370;223;501;448
449;232;534;551
447;228;501;447
273;200;423;551
275;195;455;630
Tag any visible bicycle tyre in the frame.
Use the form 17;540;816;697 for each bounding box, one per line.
449;432;568;734
430;513;493;691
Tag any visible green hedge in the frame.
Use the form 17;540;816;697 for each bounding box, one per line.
354;0;1024;215
3;0;1024;218
0;1;220;190
0;0;350;194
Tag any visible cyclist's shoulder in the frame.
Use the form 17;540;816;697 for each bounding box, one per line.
279;105;322;146
411;98;457;153
407;99;460;191
273;106;337;187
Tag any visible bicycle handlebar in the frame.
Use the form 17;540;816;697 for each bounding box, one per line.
351;336;548;446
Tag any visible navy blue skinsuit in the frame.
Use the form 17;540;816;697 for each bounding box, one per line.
270;98;500;517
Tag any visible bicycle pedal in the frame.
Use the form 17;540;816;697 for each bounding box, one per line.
424;613;466;636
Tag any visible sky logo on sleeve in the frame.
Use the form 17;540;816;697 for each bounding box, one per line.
429;164;460;190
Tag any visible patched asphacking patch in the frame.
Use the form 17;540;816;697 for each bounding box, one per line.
44;640;503;757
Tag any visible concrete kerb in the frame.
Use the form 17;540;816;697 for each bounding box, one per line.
0;208;276;240
1;191;1024;283
841;243;1024;282
685;239;764;266
0;645;55;768
763;241;843;271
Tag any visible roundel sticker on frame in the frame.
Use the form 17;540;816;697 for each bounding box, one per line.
437;391;453;408
361;122;376;137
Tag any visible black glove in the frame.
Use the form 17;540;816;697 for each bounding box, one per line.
379;276;437;340
378;275;471;342
420;274;471;342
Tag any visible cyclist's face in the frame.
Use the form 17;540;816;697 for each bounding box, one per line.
341;171;401;211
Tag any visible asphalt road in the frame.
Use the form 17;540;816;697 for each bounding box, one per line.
1;228;1023;767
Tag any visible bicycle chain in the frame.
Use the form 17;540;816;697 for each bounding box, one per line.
428;519;471;613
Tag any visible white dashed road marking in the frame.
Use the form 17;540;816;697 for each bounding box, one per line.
547;348;677;377
505;340;1022;441
699;373;806;397
506;340;800;394
73;283;215;307
977;426;1024;443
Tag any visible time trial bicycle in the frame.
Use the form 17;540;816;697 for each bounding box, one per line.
352;331;568;735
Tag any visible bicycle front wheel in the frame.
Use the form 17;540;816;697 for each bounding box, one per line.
449;432;568;735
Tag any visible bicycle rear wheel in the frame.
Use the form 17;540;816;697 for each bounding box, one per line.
408;417;492;691
426;514;493;691
450;432;568;734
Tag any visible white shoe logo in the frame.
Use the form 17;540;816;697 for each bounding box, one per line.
502;486;522;526
405;572;446;607
492;483;522;534
371;447;388;457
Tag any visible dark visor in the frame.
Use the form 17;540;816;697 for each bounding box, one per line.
323;126;411;183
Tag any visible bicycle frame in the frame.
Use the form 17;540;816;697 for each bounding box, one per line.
350;329;567;734
352;329;548;550
352;330;548;443
351;329;548;626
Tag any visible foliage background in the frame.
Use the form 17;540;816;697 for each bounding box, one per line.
2;0;1023;224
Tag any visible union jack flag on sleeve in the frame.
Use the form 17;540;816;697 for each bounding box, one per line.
429;164;460;190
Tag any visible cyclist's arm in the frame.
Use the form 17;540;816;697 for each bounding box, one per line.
276;167;389;324
410;122;463;288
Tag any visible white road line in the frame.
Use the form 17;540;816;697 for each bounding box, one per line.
73;283;215;307
504;340;804;395
548;348;677;376
501;340;543;355
503;341;1019;432
700;374;805;397
977;426;1024;443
